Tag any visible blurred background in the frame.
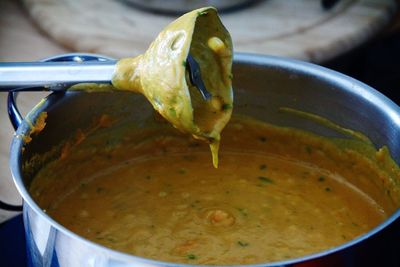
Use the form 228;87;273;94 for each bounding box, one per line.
0;0;399;221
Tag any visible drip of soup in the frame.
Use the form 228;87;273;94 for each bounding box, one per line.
30;116;399;265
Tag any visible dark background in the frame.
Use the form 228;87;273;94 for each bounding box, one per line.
323;12;400;104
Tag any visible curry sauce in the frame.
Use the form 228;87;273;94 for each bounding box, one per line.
30;116;399;265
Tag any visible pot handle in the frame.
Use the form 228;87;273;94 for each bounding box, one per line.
2;53;115;212
7;91;22;131
7;53;115;131
0;92;23;211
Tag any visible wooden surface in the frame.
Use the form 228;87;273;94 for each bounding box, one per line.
23;0;397;62
0;0;397;222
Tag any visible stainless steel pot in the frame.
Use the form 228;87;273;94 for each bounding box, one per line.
6;53;400;266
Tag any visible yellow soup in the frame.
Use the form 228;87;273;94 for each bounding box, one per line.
30;116;400;265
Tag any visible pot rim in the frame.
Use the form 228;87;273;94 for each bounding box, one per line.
9;52;400;267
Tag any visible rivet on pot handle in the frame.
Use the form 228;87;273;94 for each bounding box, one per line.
2;53;115;212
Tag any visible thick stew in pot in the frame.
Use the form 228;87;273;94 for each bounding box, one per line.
29;115;400;265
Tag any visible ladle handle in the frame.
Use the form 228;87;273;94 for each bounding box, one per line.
0;61;116;91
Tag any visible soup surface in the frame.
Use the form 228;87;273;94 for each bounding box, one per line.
30;116;399;265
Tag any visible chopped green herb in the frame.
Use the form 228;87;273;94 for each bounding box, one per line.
237;241;249;247
96;187;105;193
301;172;309;179
318;176;325;182
228;73;233;80
222;103;232;110
106;237;116;243
259;164;267;170
190;200;201;208
236;208;248;217
178;168;187;174
258;176;274;184
187;254;197;260
169;108;176;117
325;187;332;192
182;60;187;67
188;142;200;147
